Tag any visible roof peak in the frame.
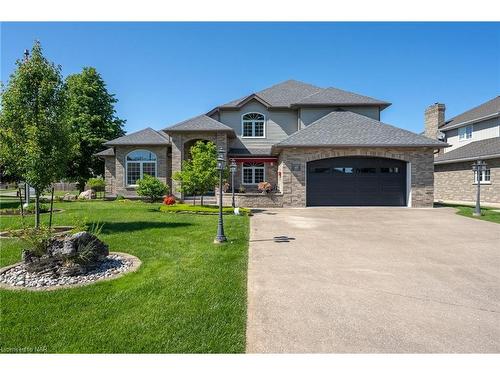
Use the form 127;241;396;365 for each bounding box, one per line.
216;79;389;110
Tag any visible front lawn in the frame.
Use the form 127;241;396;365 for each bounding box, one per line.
0;200;249;353
436;203;500;224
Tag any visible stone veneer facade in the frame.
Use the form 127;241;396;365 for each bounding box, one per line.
219;192;284;208
170;131;228;198
104;145;437;207
109;145;170;198
277;147;436;208
434;158;500;204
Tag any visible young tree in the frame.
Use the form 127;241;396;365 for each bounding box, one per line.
64;67;125;192
0;41;71;228
172;141;219;206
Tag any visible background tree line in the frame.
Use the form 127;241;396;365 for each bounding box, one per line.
0;41;125;227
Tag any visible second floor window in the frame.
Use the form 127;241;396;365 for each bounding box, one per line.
458;125;473;140
242;113;265;138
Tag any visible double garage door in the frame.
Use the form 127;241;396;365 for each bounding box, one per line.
307;157;407;206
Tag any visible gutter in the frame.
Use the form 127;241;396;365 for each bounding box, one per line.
274;143;449;149
434;153;500;165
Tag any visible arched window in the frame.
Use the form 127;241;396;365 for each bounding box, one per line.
242;112;265;138
126;150;157;186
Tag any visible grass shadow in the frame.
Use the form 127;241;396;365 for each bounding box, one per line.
100;221;194;234
0;200;21;210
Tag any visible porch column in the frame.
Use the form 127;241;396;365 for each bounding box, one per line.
171;134;184;199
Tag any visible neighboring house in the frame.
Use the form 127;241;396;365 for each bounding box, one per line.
97;80;445;207
424;97;500;205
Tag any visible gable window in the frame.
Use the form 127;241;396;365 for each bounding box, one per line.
126;150;157;186
242;113;265;138
242;162;265;184
458;125;473;140
474;169;491;184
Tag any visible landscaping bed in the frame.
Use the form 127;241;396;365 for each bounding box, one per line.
159;203;251;216
0;200;249;353
0;252;140;290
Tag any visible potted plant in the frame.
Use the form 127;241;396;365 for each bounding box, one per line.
258;181;272;194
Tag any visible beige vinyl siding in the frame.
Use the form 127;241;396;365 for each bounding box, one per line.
444;117;500;153
219;100;298;149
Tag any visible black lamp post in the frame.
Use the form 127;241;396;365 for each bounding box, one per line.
230;159;237;208
214;147;227;243
472;159;488;216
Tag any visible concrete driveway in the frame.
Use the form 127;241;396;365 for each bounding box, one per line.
246;207;500;353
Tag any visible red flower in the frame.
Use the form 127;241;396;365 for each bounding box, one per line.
163;195;176;205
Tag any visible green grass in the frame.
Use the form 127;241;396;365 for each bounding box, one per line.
0;200;249;353
159;203;251;216
436;203;500;224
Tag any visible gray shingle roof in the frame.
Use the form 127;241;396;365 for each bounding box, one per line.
217;80;390;110
440;96;500;131
434;137;500;164
220;80;322;108
228;147;273;156
164;115;234;133
276;111;447;148
94;148;115;157
293;87;390;108
104;128;170;146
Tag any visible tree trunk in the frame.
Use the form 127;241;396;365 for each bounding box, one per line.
201;194;204;206
77;180;86;193
35;189;41;229
18;187;24;220
49;186;55;228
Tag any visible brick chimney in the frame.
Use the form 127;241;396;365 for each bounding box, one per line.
424;103;445;139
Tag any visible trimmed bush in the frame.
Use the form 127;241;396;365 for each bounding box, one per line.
87;177;106;198
136;175;169;203
159;203;250;216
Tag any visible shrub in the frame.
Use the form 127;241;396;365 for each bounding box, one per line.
14;226;53;257
136;174;169;202
116;195;125;201
87;177;106;197
25;203;50;213
163;195;176;205
238;185;246;193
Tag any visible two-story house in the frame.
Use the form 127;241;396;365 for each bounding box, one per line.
97;80;446;207
424;97;500;205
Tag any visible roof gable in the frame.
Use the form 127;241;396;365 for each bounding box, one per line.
104;127;170;146
219;80;322;108
276;111;447;148
163;114;234;133
440;96;500;130
215;79;390;111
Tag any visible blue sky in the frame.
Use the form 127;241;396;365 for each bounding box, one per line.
1;22;499;134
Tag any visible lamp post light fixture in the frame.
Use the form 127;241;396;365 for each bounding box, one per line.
214;146;227;244
472;159;488;216
230;159;237;208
